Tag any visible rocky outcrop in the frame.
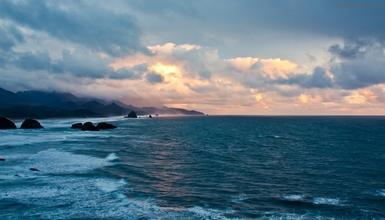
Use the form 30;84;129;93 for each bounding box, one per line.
20;119;43;129
71;123;83;129
0;158;5;161
126;111;138;118
0;117;16;129
96;122;116;130
81;122;99;131
29;168;40;171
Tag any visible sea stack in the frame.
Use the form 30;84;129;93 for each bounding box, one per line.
0;117;17;129
96;122;117;129
81;122;99;131
71;123;83;129
126;111;138;118
20;119;43;129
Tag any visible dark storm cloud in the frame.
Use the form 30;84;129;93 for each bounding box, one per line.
110;64;148;80
331;53;385;89
145;72;165;84
0;23;24;51
0;0;142;56
328;39;372;59
4;49;146;80
126;0;385;41
0;0;146;80
278;67;334;89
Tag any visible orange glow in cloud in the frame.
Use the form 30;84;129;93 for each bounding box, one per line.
298;94;322;104
150;63;180;75
228;57;298;79
259;59;298;79
228;57;259;71
344;90;377;104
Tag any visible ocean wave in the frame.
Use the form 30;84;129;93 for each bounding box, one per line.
22;149;114;174
312;197;343;206
0;175;235;220
105;152;119;161
0;133;66;146
281;194;305;201
260;211;337;220
376;189;385;197
280;194;344;206
95;178;127;192
231;193;248;203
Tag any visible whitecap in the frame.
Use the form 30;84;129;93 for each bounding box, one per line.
105;153;119;161
186;206;234;219
0;174;235;219
376;189;385;197
231;193;248;203
281;194;305;201
260;211;335;220
23;149;113;174
312;197;343;206
95;178;127;192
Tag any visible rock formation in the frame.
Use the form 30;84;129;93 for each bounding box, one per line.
81;122;99;131
0;117;16;129
96;122;117;129
20;119;43;129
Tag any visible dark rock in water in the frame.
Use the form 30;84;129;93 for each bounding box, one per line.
149;114;152;118
0;158;5;161
81;122;99;131
71;123;83;129
126;111;137;118
0;117;16;129
29;168;40;171
20;118;43;129
96;122;116;129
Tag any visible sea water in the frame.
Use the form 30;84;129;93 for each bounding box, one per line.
0;116;384;219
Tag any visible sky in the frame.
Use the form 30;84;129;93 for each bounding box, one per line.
1;0;385;115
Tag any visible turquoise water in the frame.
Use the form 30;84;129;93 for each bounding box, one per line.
0;116;385;219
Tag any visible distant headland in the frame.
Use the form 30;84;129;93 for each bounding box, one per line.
0;87;204;118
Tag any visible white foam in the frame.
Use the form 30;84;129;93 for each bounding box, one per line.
186;206;234;219
0;132;65;146
24;149;113;174
312;197;343;206
95;178;127;192
0;174;235;219
281;194;305;201
260;212;335;220
231;193;248;203
377;189;385;197
105;153;119;161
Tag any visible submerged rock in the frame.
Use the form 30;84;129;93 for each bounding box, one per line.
71;123;83;129
0;158;5;161
96;122;117;129
0;117;17;129
20;119;43;129
126;111;138;118
29;168;40;171
81;122;99;131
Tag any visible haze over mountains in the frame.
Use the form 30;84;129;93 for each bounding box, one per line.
0;88;204;118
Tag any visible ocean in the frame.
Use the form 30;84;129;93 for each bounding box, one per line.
0;116;384;219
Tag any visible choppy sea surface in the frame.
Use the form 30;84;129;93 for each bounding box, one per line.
0;116;385;219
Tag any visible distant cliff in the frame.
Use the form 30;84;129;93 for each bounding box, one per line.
0;88;204;118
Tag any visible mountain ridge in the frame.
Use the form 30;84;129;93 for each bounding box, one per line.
0;88;204;118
